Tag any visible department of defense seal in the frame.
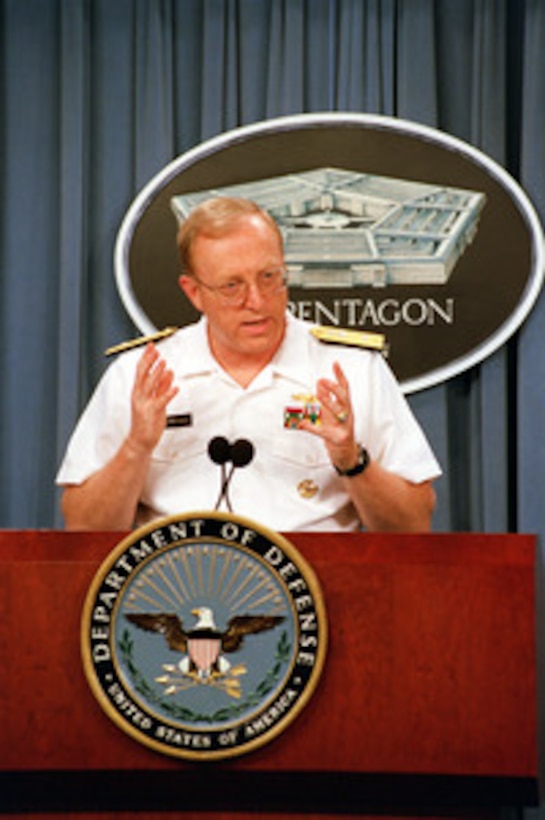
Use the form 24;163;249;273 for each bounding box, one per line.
81;511;327;760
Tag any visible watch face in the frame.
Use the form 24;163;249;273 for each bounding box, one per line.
349;447;369;476
335;447;369;477
358;447;370;472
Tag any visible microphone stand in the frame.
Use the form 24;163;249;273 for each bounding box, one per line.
208;437;255;512
207;437;232;510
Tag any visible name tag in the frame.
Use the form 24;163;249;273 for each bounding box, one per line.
166;414;193;428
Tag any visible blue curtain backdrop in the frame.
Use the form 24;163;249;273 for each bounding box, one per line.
1;0;544;541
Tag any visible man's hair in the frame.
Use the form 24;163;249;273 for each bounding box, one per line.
176;196;283;275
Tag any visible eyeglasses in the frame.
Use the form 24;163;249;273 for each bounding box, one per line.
193;267;288;307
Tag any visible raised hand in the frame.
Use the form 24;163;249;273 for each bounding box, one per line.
299;361;360;472
128;343;179;455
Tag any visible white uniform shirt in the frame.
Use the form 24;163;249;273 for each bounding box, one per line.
57;314;441;531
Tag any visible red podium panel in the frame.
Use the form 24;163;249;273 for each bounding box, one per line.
0;530;538;817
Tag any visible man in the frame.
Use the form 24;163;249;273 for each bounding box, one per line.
57;197;441;532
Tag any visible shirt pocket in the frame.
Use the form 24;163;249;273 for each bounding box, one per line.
270;431;331;473
151;429;207;464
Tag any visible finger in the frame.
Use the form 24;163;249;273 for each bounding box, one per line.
327;362;351;404
318;363;353;418
298;417;351;448
135;343;159;386
332;361;348;388
137;347;175;399
298;418;330;441
138;342;159;369
316;379;346;417
145;359;168;394
155;370;179;406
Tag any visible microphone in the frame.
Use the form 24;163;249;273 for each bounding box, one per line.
208;436;231;466
208;437;255;511
230;438;254;469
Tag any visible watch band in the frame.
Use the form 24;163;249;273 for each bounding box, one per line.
334;445;371;477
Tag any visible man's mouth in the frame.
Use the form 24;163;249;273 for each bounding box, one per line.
242;317;269;328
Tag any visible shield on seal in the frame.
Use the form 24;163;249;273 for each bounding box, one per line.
188;636;222;674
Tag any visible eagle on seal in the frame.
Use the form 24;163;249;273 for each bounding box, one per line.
126;606;284;678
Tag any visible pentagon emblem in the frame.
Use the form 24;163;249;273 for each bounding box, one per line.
81;512;327;760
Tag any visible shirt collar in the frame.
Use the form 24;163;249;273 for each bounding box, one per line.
173;312;314;389
270;312;313;387
173;316;218;377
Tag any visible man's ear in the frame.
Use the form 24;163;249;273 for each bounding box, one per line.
179;275;203;312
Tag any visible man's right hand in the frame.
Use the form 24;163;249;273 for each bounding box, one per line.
128;343;179;455
61;343;179;531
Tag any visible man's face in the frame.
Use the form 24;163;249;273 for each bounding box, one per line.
179;214;288;366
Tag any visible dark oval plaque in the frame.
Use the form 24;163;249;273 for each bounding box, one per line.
114;113;543;392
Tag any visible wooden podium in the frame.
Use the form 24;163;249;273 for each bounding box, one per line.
0;530;539;818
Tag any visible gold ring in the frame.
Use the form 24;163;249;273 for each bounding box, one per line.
336;409;349;423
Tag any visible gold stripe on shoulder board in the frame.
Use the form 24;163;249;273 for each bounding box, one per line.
310;326;388;354
104;327;178;357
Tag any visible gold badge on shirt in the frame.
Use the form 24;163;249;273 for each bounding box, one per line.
297;479;319;499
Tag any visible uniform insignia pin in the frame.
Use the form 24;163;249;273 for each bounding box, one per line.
284;394;322;429
310;325;388;354
104;326;178;357
297;479;319;498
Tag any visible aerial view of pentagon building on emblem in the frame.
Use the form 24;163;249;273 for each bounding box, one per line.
81;512;327;760
171;167;486;289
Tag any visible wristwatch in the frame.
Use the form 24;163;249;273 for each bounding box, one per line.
334;445;371;477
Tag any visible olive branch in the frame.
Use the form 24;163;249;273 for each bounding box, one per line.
117;628;292;723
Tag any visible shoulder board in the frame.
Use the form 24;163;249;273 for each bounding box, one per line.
104;327;178;357
310;326;388;354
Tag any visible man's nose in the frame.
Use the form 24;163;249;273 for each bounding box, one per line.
243;280;265;308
